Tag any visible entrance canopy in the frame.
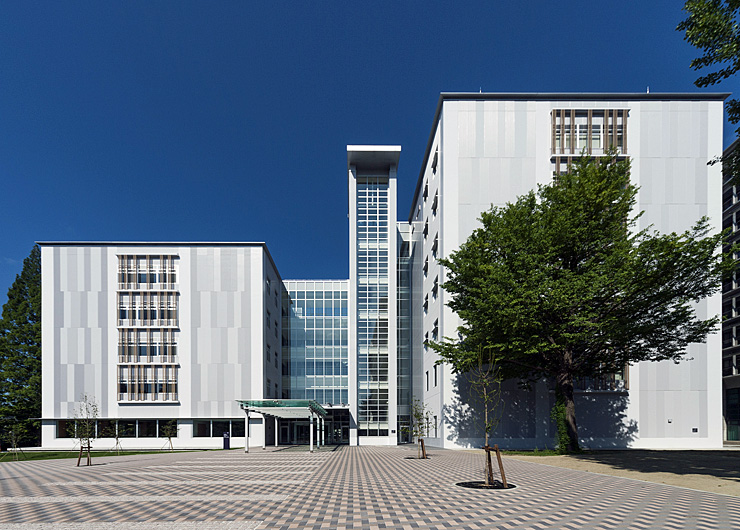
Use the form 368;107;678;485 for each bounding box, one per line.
237;399;327;419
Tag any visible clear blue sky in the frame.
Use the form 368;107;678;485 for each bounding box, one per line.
0;1;735;306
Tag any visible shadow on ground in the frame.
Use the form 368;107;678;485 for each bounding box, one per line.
570;450;740;481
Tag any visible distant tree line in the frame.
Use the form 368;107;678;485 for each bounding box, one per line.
0;245;42;448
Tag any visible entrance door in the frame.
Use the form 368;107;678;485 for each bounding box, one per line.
280;424;290;445
295;423;310;444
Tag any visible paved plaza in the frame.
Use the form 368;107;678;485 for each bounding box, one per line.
0;445;739;529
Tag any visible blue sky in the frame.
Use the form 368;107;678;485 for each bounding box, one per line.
0;1;735;306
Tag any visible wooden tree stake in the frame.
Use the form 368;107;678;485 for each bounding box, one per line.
494;444;508;488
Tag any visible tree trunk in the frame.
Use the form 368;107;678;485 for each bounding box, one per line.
556;365;579;453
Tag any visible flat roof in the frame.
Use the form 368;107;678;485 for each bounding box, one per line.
408;92;732;221
347;145;401;170
37;241;267;246
37;241;285;284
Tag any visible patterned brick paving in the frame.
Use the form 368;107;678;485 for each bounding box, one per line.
0;446;738;529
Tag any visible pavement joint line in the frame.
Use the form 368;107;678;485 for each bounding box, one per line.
0;495;288;504
0;522;264;529
146;463;318;469
108;471;314;476
43;480;306;486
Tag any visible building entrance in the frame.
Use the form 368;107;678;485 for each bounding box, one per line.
278;408;350;445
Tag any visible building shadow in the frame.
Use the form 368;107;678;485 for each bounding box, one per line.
567;450;740;481
444;373;638;449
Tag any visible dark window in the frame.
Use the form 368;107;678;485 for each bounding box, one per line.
138;420;157;437
119;420;136;438
56;419;74;438
231;420;245;437
212;421;230;437
158;419;178;438
194;420;211;437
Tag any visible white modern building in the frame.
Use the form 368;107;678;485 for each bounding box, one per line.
40;243;285;449
40;92;729;450
410;93;725;449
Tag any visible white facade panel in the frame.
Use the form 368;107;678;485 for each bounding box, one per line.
41;243;276;450
412;94;725;450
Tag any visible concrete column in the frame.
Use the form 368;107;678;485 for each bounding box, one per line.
310;414;314;453
245;410;250;453
275;417;278;447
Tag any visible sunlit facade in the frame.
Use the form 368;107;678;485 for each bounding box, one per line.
41;93;727;450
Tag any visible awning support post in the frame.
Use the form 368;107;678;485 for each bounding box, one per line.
275;417;278;447
245;409;250;453
309;413;314;453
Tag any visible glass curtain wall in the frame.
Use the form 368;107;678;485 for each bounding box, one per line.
283;281;349;405
356;178;390;437
397;229;412;443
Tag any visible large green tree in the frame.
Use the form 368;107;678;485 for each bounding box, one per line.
432;156;732;452
0;245;42;447
678;1;740;173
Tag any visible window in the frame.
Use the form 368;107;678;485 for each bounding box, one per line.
117;292;178;327
431;192;438;217
552;108;627;156
118;255;178;289
118;329;178;363
118;420;136;438
423;257;428;277
118;364;178;402
432;234;438;258
423;295;428;315
433;415;438;438
212;420;230;437
194;420;242;438
266;378;271;397
138;420;156;437
431;148;438;174
432;276;438;300
426;370;429;391
158;420;178;438
423;219;428;239
232;420;245;437
434;365;438;387
56;419;74;438
266;311;271;328
266;345;271;363
432;319;439;342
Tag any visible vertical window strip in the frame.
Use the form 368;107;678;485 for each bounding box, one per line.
569;109;575;155
622;109;628;154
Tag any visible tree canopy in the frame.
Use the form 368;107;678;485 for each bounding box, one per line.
0;245;42;447
678;1;740;172
432;156;732;452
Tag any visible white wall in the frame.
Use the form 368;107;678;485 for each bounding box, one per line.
41;243;275;449
414;96;724;450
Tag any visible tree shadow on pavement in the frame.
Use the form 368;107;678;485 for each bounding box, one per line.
569;450;740;481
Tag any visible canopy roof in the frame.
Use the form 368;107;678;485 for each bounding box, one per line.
236;399;327;419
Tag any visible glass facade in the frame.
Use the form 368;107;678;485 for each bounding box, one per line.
283;280;349;405
356;178;391;436
397;228;412;443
